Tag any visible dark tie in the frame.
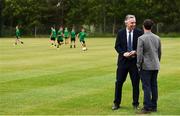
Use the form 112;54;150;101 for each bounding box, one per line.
128;31;132;51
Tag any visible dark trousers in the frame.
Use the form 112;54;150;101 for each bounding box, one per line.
114;63;140;106
140;70;158;110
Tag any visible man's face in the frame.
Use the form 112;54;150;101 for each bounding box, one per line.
126;18;136;31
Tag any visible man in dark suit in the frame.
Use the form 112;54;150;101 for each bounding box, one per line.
112;14;143;110
137;19;161;113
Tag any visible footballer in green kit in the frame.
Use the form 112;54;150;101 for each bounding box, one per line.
14;25;24;45
78;28;87;51
50;27;56;47
57;26;64;48
70;28;76;48
64;27;69;44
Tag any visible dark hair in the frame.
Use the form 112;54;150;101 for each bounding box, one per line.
143;19;154;30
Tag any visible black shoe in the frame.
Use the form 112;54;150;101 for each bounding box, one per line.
150;108;157;112
112;104;120;110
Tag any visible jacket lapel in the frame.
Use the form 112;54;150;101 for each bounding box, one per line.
123;29;127;50
133;29;137;50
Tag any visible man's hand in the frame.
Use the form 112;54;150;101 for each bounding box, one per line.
123;52;131;58
129;50;136;58
123;51;137;58
129;50;136;56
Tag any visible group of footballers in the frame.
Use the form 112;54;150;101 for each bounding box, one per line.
14;25;88;51
50;26;87;51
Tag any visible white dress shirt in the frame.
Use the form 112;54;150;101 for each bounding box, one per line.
126;28;133;48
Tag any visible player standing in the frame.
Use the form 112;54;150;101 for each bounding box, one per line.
64;27;69;44
50;27;56;47
70;28;76;48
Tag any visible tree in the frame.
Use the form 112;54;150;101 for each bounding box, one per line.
0;0;4;36
1;0;180;36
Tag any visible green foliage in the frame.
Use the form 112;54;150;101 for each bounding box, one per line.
1;0;180;36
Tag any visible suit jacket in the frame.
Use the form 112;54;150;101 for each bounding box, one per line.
137;32;161;70
115;28;143;67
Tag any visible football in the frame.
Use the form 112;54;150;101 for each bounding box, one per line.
82;47;87;51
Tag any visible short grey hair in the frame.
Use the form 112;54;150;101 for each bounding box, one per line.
124;14;136;23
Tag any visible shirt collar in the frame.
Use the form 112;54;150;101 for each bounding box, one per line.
144;31;152;34
126;28;134;33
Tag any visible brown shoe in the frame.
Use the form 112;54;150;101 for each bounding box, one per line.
137;108;151;114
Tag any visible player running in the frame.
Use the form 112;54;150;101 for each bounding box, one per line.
14;25;24;45
57;26;64;48
77;28;87;51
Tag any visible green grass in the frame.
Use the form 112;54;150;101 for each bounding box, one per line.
0;38;180;115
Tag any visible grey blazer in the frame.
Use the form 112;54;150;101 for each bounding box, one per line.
137;32;161;70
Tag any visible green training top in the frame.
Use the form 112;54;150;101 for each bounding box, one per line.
16;28;20;37
71;30;76;38
51;29;56;38
64;29;69;38
57;30;63;40
78;32;86;41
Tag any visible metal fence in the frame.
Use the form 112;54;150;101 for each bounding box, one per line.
1;22;180;37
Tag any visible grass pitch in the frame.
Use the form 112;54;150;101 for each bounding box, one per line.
0;38;180;115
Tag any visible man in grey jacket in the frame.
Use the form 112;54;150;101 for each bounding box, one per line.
137;19;161;113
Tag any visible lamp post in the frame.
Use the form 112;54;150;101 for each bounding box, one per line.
57;0;63;26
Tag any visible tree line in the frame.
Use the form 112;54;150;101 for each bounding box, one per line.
0;0;180;37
